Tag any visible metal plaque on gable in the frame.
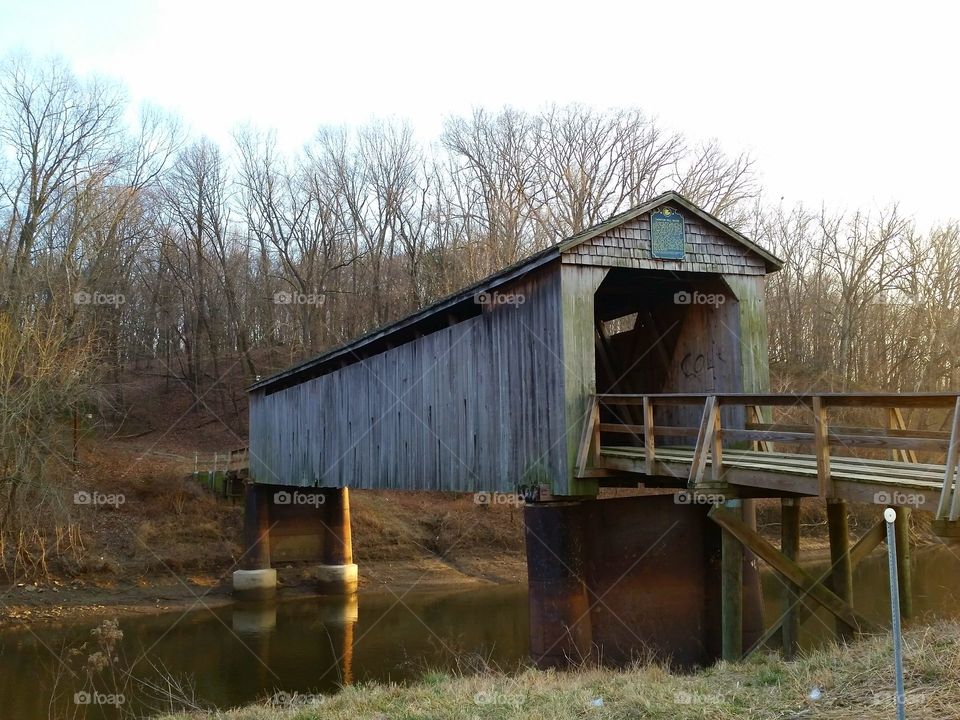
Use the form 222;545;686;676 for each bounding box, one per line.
650;207;685;260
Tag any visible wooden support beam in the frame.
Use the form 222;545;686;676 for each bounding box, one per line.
826;499;855;641
941;397;960;520
708;505;875;635
849;519;886;567
888;408;919;463
711;406;724;483
575;396;601;478
721;499;743;662
643;396;656;477
812;397;832;497
689;396;718;488
747;405;774;452
780;498;800;659
751;517;885;657
894;507;913;619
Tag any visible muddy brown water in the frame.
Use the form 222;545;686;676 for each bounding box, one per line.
2;546;960;719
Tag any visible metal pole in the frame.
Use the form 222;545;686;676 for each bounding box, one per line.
884;507;906;720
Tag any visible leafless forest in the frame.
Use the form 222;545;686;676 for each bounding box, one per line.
1;57;958;535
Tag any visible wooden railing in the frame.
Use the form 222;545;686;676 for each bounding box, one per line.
192;446;249;497
577;392;960;518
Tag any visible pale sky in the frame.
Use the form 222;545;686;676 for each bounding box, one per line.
1;0;957;228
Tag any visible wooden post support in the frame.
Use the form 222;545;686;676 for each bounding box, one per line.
780;498;801;659
812;397;832;497
709;505;875;634
643;396;656;476
894;507;913;620
690;396;719;488
721;498;743;662
711;406;724;483
826;498;855;641
746;518;885;658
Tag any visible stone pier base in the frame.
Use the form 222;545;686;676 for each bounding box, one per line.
232;568;278;598
316;563;359;594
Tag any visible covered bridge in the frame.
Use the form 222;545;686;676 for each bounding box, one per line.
247;190;781;498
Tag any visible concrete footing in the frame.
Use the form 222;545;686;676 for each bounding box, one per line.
232;568;277;599
316;563;359;595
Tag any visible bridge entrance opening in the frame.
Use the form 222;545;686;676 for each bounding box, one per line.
593;268;743;440
593;268;740;398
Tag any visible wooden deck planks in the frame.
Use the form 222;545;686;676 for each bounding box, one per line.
599;445;947;501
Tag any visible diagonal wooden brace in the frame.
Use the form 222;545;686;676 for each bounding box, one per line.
708;505;876;636
689;395;718;489
746;519;886;654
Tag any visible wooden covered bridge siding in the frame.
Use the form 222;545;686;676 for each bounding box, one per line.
249;267;571;494
248;193;778;497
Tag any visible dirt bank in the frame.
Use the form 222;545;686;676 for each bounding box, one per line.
0;443;933;628
0;446;527;627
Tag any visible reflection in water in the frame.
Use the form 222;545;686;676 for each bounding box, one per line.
760;544;960;650
0;585;529;720
1;546;959;719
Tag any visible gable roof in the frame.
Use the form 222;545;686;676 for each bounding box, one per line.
559;191;782;272
249;191;782;393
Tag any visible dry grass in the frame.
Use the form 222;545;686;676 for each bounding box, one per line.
351;490;525;562
160;622;960;719
1;444;526;585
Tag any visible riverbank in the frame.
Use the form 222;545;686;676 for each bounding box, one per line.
160;621;960;719
0;554;526;627
0;450;527;627
0;443;933;628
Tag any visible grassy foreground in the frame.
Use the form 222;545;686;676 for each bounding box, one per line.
162;622;960;720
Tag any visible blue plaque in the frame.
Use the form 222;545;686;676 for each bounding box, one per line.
650;208;685;260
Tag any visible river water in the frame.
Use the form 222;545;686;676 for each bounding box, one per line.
2;546;959;719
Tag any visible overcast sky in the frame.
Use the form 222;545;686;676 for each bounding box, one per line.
1;0;957;228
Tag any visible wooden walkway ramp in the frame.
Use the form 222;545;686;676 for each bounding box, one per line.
576;392;960;525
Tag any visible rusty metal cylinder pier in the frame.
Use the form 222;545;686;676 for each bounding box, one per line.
317;487;359;594
232;483;277;598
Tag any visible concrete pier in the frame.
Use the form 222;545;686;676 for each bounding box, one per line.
233;483;277;599
317;487;358;595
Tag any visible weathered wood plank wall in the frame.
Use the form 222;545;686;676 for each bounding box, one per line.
249;267;572;494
